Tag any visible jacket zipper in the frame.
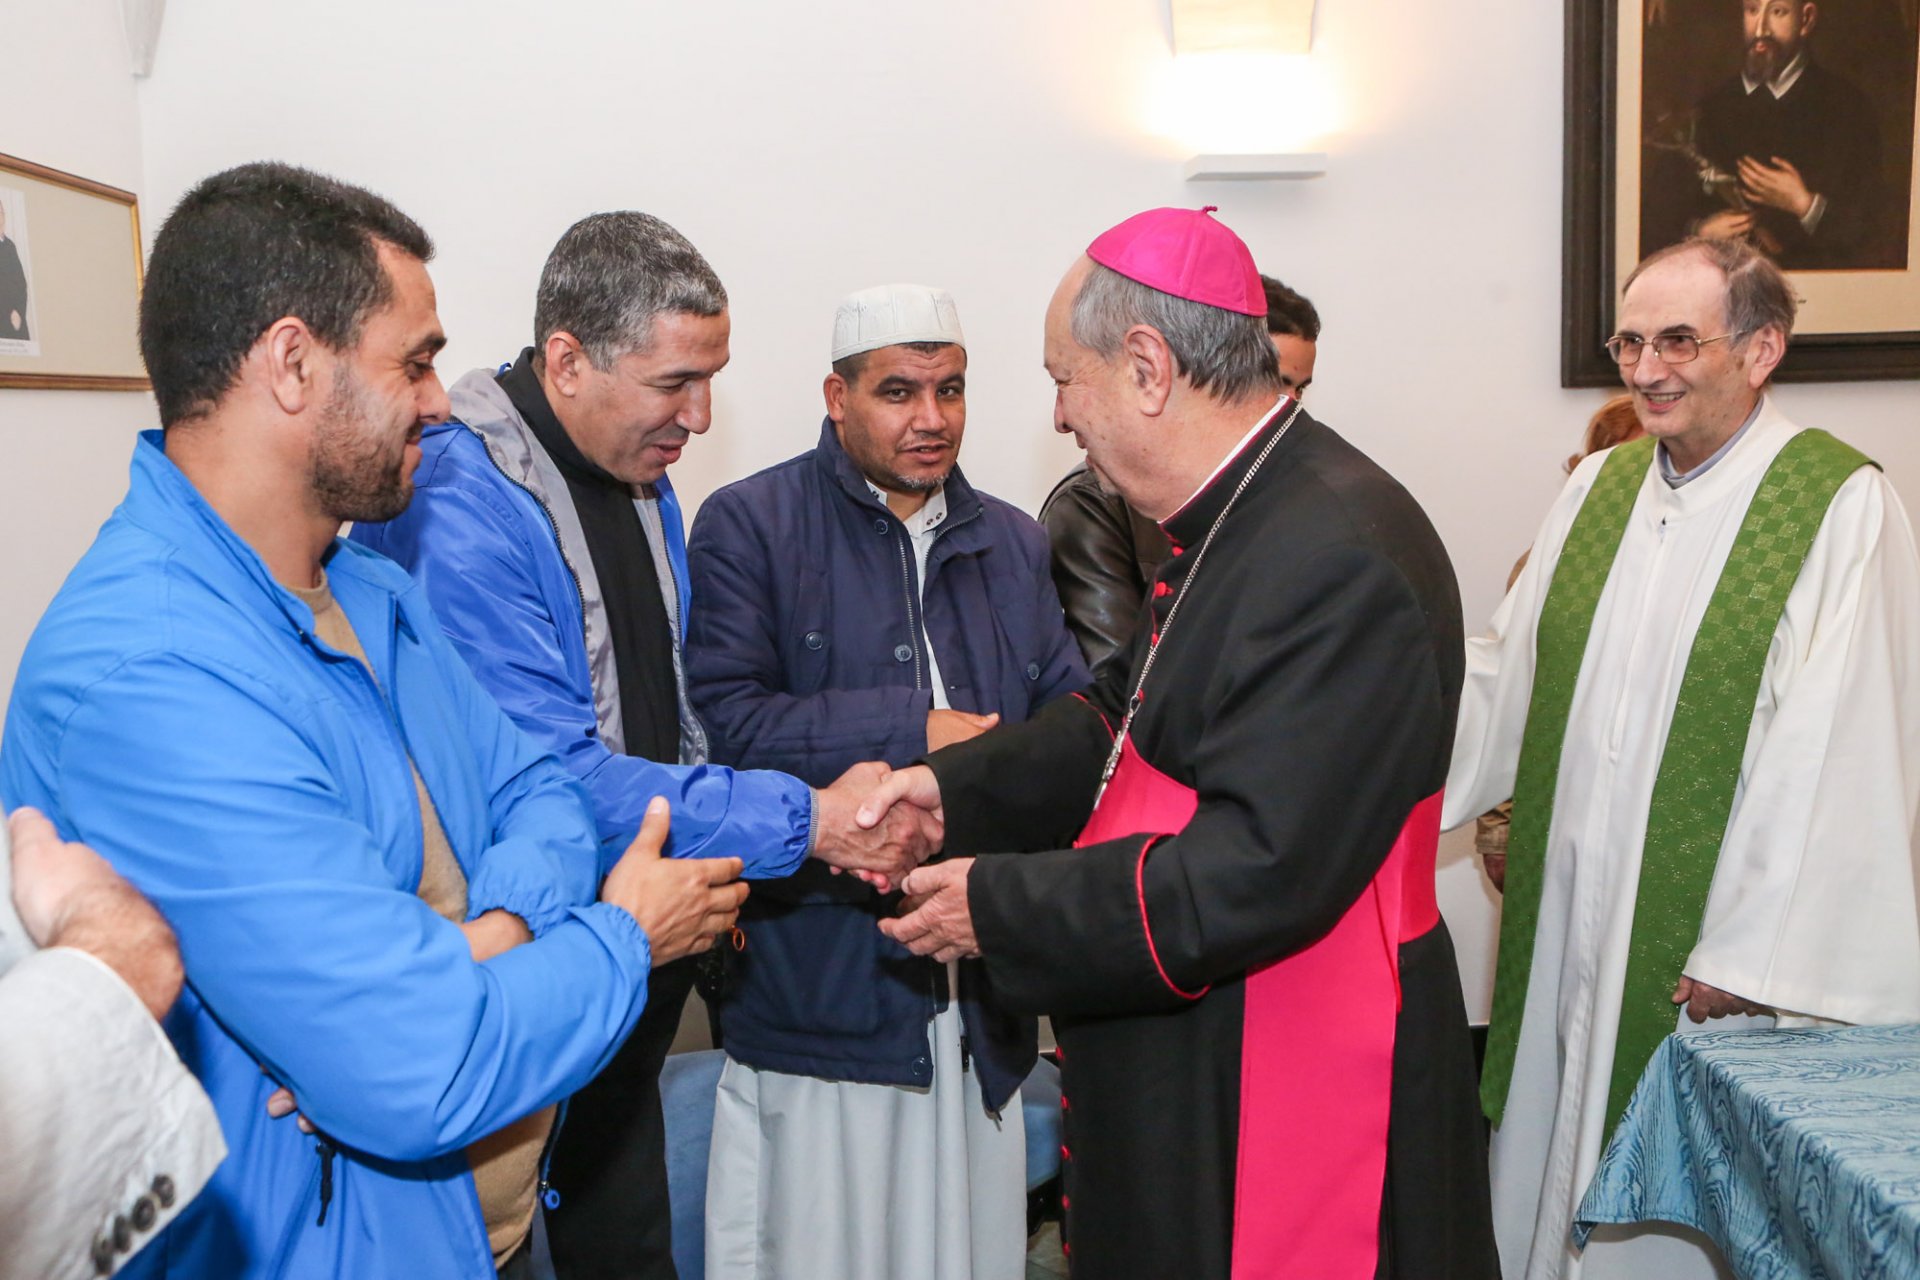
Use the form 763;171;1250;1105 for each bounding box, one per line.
894;529;925;691
327;635;571;1248
301;608;425;1242
278;584;424;1263
476;441;593;652
263;1144;327;1276
890;497;981;699
658;521;683;644
536;1097;569;1213
473;421;587;1217
464;442;618;1225
313;1139;337;1226
338;605;430;895
300;587;564;1264
892;515;941;1054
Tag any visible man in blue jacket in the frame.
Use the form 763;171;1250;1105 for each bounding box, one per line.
687;283;1088;1279
0;162;750;1279
351;214;935;1278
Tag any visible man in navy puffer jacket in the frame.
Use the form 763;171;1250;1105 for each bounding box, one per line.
688;283;1087;1280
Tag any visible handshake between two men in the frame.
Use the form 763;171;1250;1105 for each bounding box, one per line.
578;759;961;968
829;761;977;963
628;759;972;963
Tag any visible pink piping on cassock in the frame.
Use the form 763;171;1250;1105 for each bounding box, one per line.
1136;833;1209;1000
1069;691;1116;741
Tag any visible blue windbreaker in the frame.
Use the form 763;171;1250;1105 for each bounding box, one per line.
1;434;656;1279
350;365;813;876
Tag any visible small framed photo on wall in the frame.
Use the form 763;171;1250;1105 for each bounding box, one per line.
1564;0;1920;386
0;151;147;392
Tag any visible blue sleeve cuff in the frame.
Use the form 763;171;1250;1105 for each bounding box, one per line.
465;835;597;936
570;899;654;980
719;768;813;880
582;761;815;880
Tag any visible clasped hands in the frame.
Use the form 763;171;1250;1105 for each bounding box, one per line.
840;763;981;963
809;760;943;894
810;762;980;961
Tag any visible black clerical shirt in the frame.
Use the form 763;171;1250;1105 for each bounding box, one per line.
497;349;680;763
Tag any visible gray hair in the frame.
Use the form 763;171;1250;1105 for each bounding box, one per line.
1070;262;1282;402
1624;236;1797;345
533;211;727;366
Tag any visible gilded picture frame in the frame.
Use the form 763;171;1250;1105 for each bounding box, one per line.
1564;0;1920;387
0;151;148;392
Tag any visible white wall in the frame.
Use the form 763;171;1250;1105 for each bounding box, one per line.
5;0;1911;1018
0;0;151;711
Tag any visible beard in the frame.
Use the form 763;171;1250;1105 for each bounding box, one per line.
1745;37;1787;85
309;367;414;525
847;426;956;497
881;468;949;494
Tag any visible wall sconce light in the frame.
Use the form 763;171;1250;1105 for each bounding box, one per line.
1162;1;1329;182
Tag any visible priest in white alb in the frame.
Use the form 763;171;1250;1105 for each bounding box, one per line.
1444;236;1920;1280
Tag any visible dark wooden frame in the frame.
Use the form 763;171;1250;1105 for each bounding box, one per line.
1562;0;1920;387
0;151;149;392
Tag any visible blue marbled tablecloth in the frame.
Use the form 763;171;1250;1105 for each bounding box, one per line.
1575;1023;1920;1280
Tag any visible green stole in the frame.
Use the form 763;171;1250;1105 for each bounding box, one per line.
1480;426;1873;1136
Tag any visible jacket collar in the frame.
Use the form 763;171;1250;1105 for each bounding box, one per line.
810;416;983;536
496;347;644;494
1160;398;1299;552
123;429;412;643
445;362;680;509
1642;393;1806;520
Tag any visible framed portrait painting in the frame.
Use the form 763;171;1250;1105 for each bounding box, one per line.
1564;0;1920;386
0;152;147;392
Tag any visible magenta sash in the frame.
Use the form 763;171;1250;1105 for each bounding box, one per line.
1074;734;1441;1278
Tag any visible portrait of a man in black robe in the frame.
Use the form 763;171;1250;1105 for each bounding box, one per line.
1639;0;1916;271
0;193;31;343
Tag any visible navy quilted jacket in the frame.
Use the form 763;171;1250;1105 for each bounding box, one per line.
686;419;1088;1109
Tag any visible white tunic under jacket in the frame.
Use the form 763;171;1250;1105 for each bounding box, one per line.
1443;396;1920;1280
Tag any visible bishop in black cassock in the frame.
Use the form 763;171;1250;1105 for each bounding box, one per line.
870;209;1496;1279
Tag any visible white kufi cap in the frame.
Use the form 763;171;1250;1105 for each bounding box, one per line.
830;283;965;362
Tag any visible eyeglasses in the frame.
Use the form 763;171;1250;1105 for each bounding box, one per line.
1603;331;1748;366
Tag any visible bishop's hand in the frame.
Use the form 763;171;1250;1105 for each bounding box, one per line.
879;858;978;963
854;764;943;828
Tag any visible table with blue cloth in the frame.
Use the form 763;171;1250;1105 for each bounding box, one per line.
1575;1023;1920;1280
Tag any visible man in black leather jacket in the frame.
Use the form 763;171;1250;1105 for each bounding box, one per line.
1038;275;1319;669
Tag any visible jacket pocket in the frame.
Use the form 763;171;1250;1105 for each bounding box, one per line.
728;901;889;1042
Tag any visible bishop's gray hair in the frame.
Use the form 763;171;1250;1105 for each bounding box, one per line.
534;211;727;366
1069;262;1282;403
